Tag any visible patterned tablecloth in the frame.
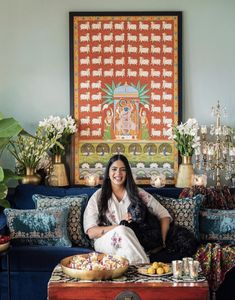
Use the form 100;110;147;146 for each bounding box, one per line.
49;264;206;284
194;243;235;291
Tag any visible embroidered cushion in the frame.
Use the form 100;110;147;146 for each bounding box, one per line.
199;208;235;244
33;194;90;247
4;206;71;247
153;194;203;239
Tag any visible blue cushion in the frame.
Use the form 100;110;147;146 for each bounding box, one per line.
11;184;99;209
199;208;235;244
33;194;90;247
4;206;71;247
153;194;203;240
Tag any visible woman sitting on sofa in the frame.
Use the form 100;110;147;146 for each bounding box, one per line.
83;154;198;265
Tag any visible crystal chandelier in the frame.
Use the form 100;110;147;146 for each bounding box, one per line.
194;101;235;187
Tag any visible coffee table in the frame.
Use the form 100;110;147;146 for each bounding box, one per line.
48;265;209;300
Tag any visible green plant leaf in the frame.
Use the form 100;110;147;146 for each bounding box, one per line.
0;182;8;199
0;166;3;182
3;168;22;183
0;117;22;138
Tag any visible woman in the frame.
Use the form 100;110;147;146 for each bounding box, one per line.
83;154;173;265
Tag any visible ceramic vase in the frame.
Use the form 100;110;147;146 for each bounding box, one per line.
176;156;194;188
21;167;41;185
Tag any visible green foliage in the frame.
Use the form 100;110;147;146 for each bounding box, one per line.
0;113;23;207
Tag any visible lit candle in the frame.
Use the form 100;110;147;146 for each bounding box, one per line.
192;174;207;187
85;174;99;186
154;177;162;188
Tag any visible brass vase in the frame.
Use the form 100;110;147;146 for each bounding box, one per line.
176;156;194;188
21;167;41;185
48;154;69;186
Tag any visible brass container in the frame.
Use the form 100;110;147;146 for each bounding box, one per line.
176;156;194;188
0;242;10;252
48;154;69;186
21;167;41;185
60;253;129;281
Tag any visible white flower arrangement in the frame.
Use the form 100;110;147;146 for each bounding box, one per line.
167;118;200;156
38;115;77;156
9;129;57;171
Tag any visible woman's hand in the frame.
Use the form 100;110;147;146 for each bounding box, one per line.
123;212;132;223
87;225;117;239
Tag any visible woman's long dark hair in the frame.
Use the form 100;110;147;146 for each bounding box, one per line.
98;154;144;225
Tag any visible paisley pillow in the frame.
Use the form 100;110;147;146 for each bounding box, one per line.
33;194;90;247
153;194;203;240
4;206;71;247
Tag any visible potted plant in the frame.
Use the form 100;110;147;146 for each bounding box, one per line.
0;113;23;207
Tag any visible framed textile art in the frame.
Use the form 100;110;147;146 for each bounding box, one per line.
69;11;182;185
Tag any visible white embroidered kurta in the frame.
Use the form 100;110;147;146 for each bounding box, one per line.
83;188;172;265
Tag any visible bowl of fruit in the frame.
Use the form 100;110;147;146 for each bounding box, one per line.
0;235;10;252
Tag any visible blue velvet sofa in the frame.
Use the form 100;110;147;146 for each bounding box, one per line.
0;184;183;300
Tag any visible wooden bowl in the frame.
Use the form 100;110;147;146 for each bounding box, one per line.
60;253;129;281
0;242;10;252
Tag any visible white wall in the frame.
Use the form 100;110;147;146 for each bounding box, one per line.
1;0;235;170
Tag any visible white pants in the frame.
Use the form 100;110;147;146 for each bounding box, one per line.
94;225;150;265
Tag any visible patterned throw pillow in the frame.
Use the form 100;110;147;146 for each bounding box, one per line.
33;194;90;247
199;208;235;244
153;194;203;240
4;206;71;246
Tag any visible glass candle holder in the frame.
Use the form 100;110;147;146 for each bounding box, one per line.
172;260;183;279
191;174;207;187
182;257;193;277
150;174;166;188
84;173;99;186
189;260;200;280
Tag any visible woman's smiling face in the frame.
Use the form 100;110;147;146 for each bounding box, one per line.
109;159;127;187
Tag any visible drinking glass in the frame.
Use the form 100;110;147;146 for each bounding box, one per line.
172;260;183;279
182;257;193;277
189;260;200;280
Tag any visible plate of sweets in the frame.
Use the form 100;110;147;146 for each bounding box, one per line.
0;235;10;252
61;252;129;280
138;261;172;277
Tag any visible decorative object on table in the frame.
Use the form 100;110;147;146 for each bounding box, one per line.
194;101;235;187
150;174;166;188
0;235;10;252
84;173;100;187
38;115;77;186
182;257;193;277
172;260;183;279
188;260;200;280
0;113;23;208
60;252;129;280
191;174;207;187
8;128;57;185
137;262;171;276
168;118;200;187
